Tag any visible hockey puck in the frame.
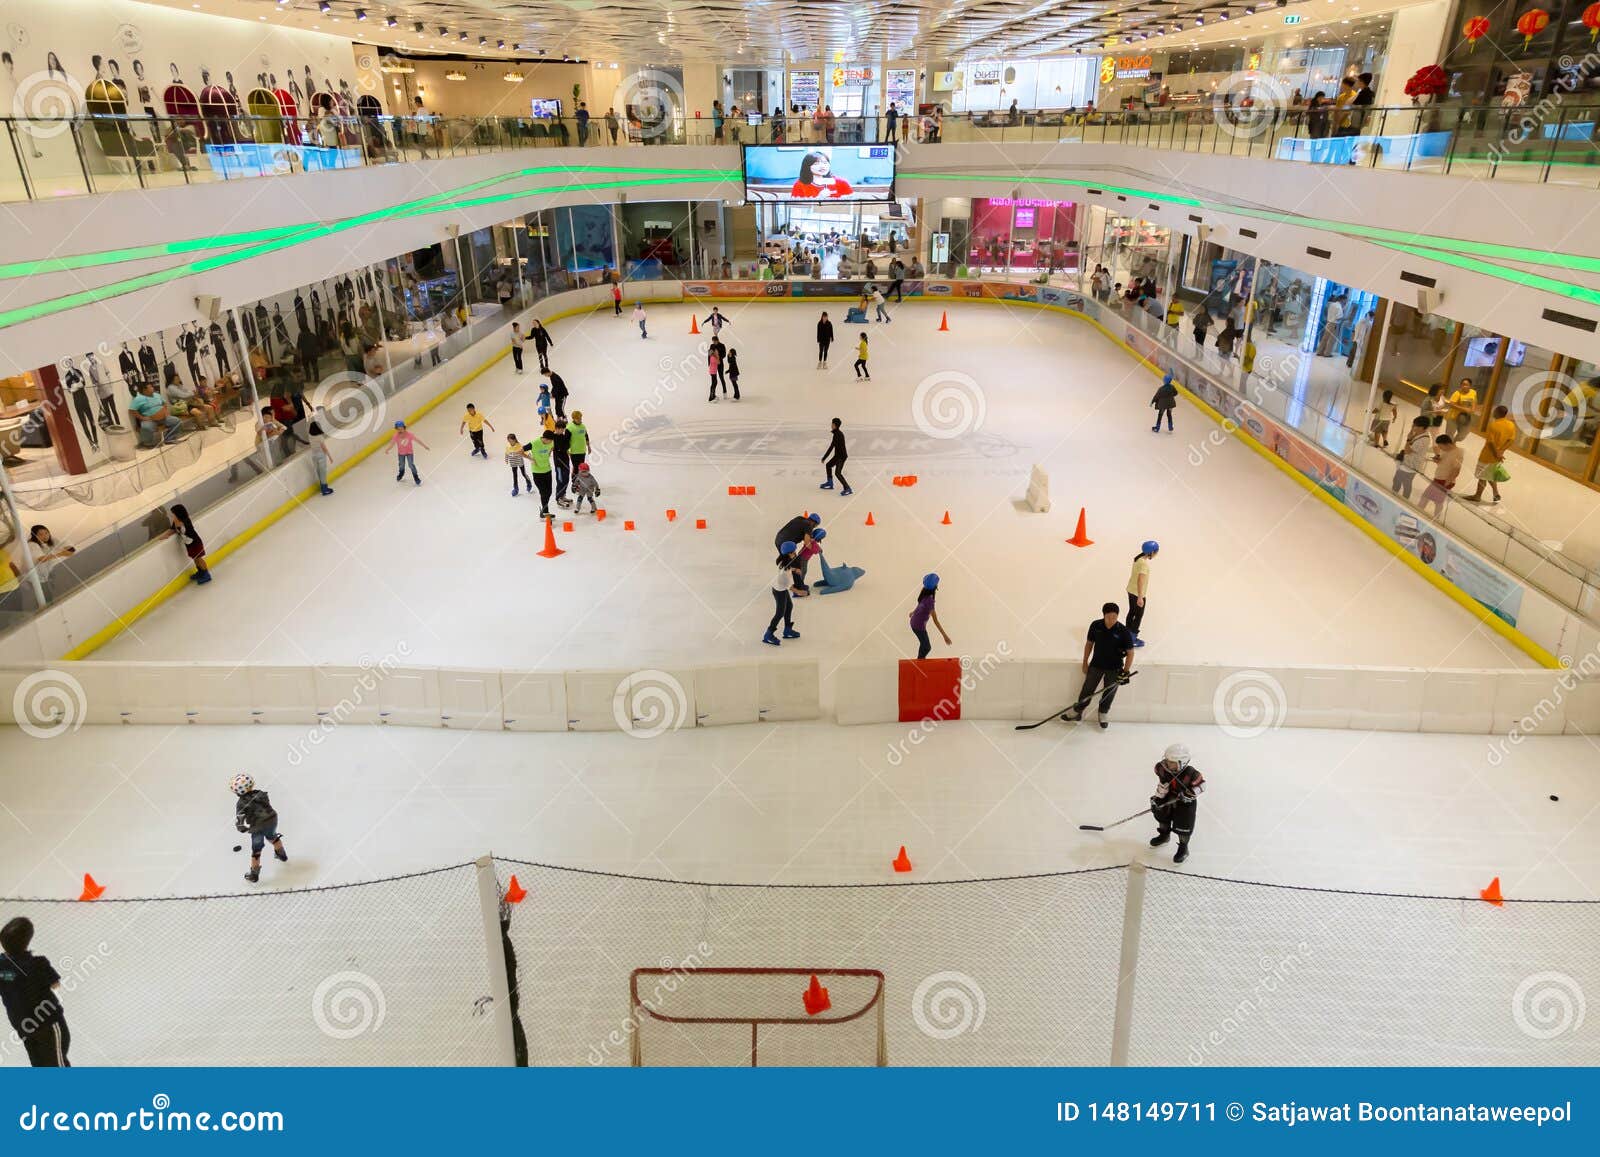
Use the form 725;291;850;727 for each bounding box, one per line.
1550;795;1560;802
232;844;242;852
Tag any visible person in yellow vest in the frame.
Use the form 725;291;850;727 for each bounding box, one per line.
1448;377;1478;441
567;410;589;473
520;429;556;519
1165;298;1183;330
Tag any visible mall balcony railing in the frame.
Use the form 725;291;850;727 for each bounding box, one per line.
4;101;1600;204
1090;290;1600;617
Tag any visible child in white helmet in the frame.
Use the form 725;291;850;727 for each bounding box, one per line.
231;774;287;883
1150;743;1205;863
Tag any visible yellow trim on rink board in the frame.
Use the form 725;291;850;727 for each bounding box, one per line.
61;301;602;659
62;293;1559;668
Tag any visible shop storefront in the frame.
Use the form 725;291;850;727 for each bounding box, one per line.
965;198;1078;274
1443;0;1600;102
1080;206;1173;291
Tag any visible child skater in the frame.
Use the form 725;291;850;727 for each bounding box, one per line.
571;461;601;514
164;504;211;584
725;348;741;401
1151;370;1178;433
385;419;428;484
762;541;804;646
460;403;494;458
505;433;532;496
853;332;870;380
231;773;288;883
908;572;951;659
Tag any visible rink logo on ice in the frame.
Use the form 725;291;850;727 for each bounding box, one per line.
12;669;88;740
587;348;705;466
1512;971;1586;1041
1186;943;1311;1065
1211;670;1287;739
912;971;986;1040
616;420;1019;464
612;671;691;739
310;371;389;442
312;970;387;1040
912;371;986;440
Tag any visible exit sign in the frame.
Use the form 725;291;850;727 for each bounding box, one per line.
1283;13;1303;23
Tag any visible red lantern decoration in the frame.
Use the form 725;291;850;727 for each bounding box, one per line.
1516;7;1549;49
1463;16;1490;51
1582;2;1600;42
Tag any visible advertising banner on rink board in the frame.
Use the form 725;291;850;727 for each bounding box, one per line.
1235;402;1349;501
1346;477;1524;624
682;281;774;298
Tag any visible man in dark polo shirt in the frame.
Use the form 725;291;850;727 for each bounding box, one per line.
0;917;70;1066
1065;602;1136;729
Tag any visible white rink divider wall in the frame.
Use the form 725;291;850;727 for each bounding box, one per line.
1;658;1594;736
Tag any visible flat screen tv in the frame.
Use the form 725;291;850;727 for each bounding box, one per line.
742;144;895;202
530;98;562;118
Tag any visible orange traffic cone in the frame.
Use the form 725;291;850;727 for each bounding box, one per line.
537;516;565;558
892;846;912;873
802;974;832;1016
689;314;700;335
695;518;707;529
937;310;950;332
504;874;528;904
1065;507;1094;548
78;873;105;901
666;508;677;521
596;509;607;521
865;511;875;526
1480;876;1504;906
623;520;635;531
562;520;575;532
940;510;952;525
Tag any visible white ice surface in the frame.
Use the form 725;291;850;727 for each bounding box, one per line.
93;302;1532;672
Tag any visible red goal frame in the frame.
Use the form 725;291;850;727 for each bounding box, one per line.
628;966;887;1066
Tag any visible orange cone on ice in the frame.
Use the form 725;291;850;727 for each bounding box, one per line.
78;873;105;902
937;310;950;332
623;520;635;531
940;510;952;526
503;875;528;904
802;974;832;1016
695;518;707;530
1066;507;1094;548
864;511;875;526
537;516;565;558
562;521;575;532
689;314;700;335
666;508;677;521
1480;876;1504;906
892;846;912;873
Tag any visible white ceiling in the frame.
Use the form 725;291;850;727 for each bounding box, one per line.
138;0;1440;63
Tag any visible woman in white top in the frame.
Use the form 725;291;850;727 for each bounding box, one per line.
24;525;74;591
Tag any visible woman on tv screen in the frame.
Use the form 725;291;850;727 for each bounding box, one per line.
791;151;854;199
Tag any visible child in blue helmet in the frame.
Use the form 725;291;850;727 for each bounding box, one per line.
384;419;428;485
763;542;804;646
909;573;951;659
1126;540;1159;645
1151;371;1178;433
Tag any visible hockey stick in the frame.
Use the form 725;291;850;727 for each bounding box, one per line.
1079;807;1152;833
1013;669;1139;730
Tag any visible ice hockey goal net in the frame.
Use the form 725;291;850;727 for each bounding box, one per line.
629;967;887;1066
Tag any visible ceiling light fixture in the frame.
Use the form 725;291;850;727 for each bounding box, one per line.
445;69;466;81
503;70;525;82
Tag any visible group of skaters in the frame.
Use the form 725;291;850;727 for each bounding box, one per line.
814;312;872;379
701;309;743;401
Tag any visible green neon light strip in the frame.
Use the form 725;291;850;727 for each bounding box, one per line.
0;164;738;281
910;171;1600;276
0;173;739;330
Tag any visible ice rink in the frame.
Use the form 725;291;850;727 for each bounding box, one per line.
94;301;1531;673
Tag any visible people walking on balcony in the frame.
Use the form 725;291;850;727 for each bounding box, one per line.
1448;378;1479;441
1465;405;1516;505
1419;434;1463;518
605;107;619;145
1333;76;1359;137
1316;296;1345;357
885;102;898;142
1307;92;1330;138
576;101;590;146
1392;416;1431;500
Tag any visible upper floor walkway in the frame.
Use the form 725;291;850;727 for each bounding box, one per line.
6;100;1599;206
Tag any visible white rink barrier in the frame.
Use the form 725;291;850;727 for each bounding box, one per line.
0;659;819;733
2;659;1594;737
833;659;1600;737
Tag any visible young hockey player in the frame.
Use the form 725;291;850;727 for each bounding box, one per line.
1149;743;1206;863
232;773;288;883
